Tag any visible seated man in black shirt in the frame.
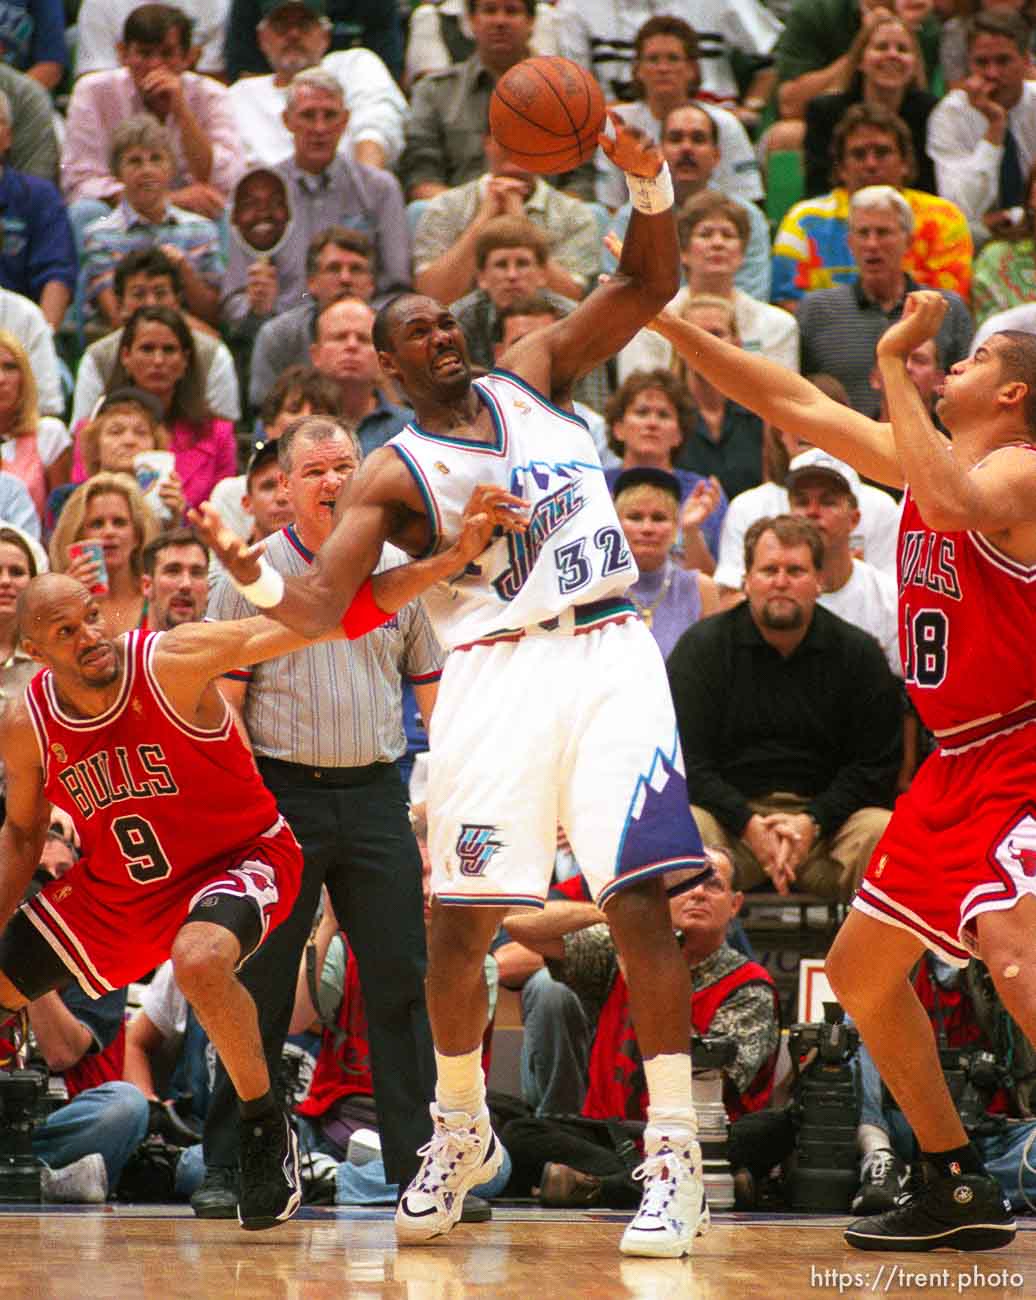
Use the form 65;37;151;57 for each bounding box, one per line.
668;514;902;901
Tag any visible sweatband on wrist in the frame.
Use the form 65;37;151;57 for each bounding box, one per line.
626;161;674;215
233;555;284;608
341;577;392;639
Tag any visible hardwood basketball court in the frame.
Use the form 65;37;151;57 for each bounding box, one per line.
4;1204;1032;1298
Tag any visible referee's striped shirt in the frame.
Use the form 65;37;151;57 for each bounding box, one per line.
209;525;443;768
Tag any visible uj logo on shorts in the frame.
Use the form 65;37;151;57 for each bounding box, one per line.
456;824;504;877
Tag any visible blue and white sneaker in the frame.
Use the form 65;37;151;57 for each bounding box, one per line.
620;1130;706;1258
395;1104;503;1244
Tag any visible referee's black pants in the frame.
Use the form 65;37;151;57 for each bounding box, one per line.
202;759;436;1188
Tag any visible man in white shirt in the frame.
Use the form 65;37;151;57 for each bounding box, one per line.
927;9;1036;244
785;450;900;676
712;382;901;600
0;286;64;416
227;0;408;171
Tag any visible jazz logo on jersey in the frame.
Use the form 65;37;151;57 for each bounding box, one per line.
456;824;504;877
492;479;584;600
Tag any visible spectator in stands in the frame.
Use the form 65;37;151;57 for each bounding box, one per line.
0;287;61;417
0;467;41;541
773;0;941;126
106;305;237;509
0;0;66;89
927;9;1036;245
556;0;781;119
206;376;329;546
221;167;295;348
0;331;69;524
594;15;764;212
707;375;900;599
499;849;780;1208
868;332;945;424
0;526;41;787
604;368;727;571
804;12;938;197
405;0;557;87
49;473;159;636
667;296;767;502
784;449;900;675
0;63;59;181
309;297;411;455
0;89;75;329
226;0;408;171
772;103;973;308
72;388;186;530
796;184;973;417
248;226;375;412
270;68;409;307
81;115;225;330
970;161;1036;324
63;4;244;235
140;526;209;629
399;0;534;201
668;514;901;901
939;0;1036;88
224;0;404;82
602;103;773;302
614;467;720;660
76;0;229;79
73;248;241;428
617;192;799;384
414;129;597;305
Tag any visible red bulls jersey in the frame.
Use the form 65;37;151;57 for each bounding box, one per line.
24;629;280;891
898;489;1036;738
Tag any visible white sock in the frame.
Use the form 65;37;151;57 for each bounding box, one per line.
434;1046;486;1118
858;1125;894;1158
645;1052;696;1137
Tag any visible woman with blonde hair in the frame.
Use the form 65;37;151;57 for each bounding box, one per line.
49;473;158;636
804;13;937;196
0;329;71;524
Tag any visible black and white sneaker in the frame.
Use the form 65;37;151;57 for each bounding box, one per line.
852;1148;910;1215
238;1108;301;1231
845;1159;1015;1252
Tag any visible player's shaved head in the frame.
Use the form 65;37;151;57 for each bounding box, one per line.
373;293;439;354
17;573;91;640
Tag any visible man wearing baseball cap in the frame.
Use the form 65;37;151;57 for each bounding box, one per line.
785;449;900;676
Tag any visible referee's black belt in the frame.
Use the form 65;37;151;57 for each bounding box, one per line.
256;756;393;788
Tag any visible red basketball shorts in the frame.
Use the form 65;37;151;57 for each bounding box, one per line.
21;817;303;997
853;720;1036;966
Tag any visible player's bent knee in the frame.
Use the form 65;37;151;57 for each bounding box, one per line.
170;924;240;994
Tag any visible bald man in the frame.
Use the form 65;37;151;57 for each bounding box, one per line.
0;574;315;1230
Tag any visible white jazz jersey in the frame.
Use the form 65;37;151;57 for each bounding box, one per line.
388;370;637;650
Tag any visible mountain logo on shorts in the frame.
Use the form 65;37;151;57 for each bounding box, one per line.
456;824;504;877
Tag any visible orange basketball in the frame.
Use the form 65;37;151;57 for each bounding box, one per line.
489;56;606;175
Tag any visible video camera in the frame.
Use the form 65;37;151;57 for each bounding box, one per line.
691;1035;737;1210
788;1003;861;1212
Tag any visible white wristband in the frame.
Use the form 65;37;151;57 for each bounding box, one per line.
626;162;674;215
233;555;285;609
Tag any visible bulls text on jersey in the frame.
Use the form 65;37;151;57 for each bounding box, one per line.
56;744;179;820
899;531;963;601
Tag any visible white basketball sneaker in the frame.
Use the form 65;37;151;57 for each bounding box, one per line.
620;1130;706;1258
395;1104;503;1244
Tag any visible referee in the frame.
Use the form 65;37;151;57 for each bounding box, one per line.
194;415;440;1216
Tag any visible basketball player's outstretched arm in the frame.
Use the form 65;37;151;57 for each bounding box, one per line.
649;309;906;490
190;472;528;639
878;291;1036;544
502;117;680;398
0;700;54;934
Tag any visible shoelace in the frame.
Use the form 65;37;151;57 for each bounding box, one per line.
631;1151;689;1220
866;1150;897;1186
413;1123;478;1193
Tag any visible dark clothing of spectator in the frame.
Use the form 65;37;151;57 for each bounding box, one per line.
667;601;902;840
0;166;76;301
673;402;765;503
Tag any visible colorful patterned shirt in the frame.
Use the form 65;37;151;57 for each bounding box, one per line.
971;237;1036;327
772;186;972;304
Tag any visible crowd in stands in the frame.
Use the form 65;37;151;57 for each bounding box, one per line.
2;0;1036;1223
